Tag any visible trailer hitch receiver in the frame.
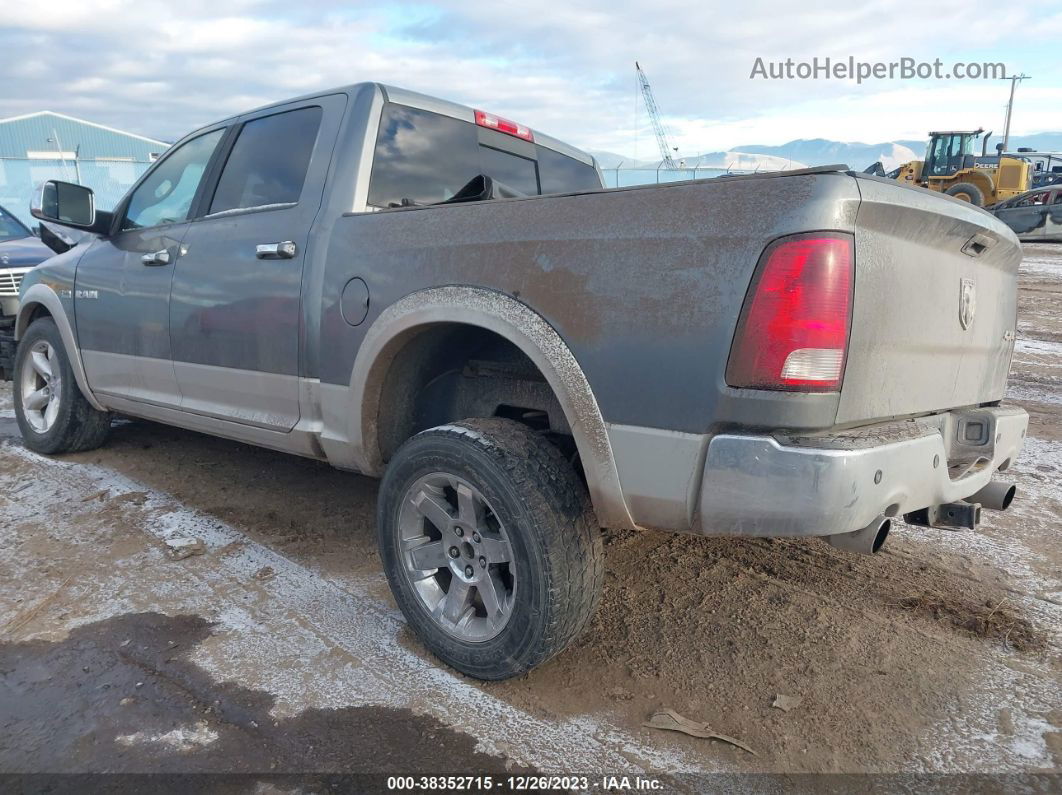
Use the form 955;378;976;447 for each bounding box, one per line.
904;501;981;531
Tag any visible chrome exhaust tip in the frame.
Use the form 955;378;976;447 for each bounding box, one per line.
826;515;891;555
967;480;1016;512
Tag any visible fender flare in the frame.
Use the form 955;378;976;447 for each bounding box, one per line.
15;284;107;412
347;286;634;529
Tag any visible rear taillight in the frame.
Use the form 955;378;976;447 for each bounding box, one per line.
726;233;853;392
474;109;534;142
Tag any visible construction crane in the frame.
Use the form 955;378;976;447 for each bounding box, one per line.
635;61;678;169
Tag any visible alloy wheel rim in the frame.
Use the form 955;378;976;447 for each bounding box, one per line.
397;472;517;642
20;340;61;434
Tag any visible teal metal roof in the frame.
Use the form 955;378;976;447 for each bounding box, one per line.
0;111;168;160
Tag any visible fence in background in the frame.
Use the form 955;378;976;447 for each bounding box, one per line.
0;157;153;228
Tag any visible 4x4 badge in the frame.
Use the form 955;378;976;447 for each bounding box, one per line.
959;278;976;330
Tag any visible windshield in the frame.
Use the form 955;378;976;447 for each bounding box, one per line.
368;103;602;208
925;134;978;177
0;205;31;243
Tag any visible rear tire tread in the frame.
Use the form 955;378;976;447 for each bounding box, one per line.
379;418;604;679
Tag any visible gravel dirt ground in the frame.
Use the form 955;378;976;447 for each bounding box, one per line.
1;244;1059;786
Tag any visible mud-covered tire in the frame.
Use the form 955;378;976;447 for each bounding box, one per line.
13;317;111;455
377;418;604;680
945;182;986;207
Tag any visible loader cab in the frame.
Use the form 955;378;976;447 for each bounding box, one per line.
923;130;983;178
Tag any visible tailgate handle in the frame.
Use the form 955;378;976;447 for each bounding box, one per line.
961;233;994;258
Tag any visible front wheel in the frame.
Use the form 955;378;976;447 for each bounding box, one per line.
377;418;604;680
14;317;111;455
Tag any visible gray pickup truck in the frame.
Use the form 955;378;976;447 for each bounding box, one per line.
9;82;1028;679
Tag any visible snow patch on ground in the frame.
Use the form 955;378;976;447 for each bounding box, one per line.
1007;384;1062;405
1014;337;1062;361
1020;256;1062;279
0;440;706;776
116;723;219;752
925;664;1058;771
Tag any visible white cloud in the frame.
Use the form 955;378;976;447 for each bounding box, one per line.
0;0;1057;155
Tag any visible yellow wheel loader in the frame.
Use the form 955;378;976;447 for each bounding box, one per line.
866;129;1031;208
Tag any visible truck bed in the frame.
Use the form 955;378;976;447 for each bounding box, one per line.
317;166;1020;437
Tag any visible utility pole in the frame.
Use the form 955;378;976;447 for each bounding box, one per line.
1000;73;1030;153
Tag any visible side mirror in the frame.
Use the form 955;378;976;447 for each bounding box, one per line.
31;180;110;234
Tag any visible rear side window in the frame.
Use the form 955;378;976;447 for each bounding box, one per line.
368;106;480;207
368;103;600;208
479;146;539;196
209;106;322;214
538;147;603;194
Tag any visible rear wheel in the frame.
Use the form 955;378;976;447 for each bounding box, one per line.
14;317;111;454
377;418;603;680
945;182;986;207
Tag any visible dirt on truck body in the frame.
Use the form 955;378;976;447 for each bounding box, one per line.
7;81;1029;681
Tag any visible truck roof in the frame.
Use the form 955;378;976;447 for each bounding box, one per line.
218;82;596;168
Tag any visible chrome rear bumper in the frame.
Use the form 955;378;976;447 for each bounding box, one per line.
694;405;1028;537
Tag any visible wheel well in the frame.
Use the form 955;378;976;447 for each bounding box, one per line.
17;302;53;338
376;323;576;466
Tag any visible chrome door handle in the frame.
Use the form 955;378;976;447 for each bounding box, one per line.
256;241;297;259
141;249;171;266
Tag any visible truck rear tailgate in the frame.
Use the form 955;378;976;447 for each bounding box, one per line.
837;175;1022;425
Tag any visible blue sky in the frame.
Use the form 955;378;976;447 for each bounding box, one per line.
2;0;1060;156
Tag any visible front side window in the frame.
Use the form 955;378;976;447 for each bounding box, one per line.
122;129;224;230
209;107;322;214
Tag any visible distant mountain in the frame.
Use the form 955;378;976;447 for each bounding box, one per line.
586;151;636;169
734;139;924;171
592;133;1062;174
589;140;910;171
1004;132;1062;152
588;149;807;171
741;134;1062;170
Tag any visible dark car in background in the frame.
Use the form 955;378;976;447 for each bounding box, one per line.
993;185;1062;241
1;203;53;319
